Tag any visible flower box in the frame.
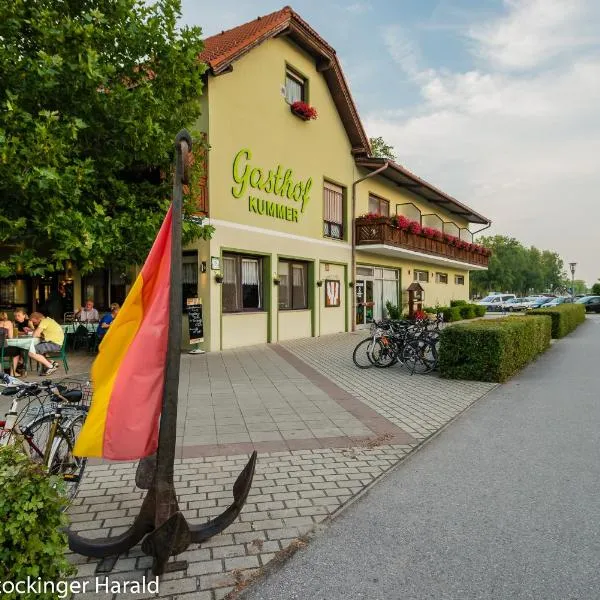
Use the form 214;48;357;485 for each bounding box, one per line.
290;101;318;121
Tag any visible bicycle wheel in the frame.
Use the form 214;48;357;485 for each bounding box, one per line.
401;339;437;374
16;414;55;463
352;338;376;369
371;337;399;368
47;415;87;504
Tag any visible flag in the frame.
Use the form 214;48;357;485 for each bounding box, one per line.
74;207;172;459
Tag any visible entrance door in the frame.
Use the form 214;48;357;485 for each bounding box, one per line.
355;279;374;327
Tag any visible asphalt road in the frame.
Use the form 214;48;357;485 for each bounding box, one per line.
243;315;600;600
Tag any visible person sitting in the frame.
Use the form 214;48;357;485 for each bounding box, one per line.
13;307;33;334
97;303;120;341
27;312;65;376
0;312;22;376
75;299;99;322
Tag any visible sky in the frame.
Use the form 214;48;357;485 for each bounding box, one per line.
179;0;600;285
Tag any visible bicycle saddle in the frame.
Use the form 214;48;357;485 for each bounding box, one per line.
1;387;19;396
61;389;83;403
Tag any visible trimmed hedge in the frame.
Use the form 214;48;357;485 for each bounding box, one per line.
450;299;468;307
527;303;586;338
474;305;487;317
439;315;552;382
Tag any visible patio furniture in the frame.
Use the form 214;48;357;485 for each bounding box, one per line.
44;337;69;374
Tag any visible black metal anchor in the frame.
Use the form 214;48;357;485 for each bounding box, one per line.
67;130;257;576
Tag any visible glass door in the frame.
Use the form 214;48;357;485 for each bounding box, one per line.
355;279;375;327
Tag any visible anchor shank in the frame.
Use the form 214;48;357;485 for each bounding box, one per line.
155;132;190;489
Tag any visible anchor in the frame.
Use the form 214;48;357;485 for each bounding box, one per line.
67;130;257;576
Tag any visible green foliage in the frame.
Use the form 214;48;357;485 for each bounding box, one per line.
0;0;210;276
0;445;75;598
369;136;396;161
474;305;487;317
385;300;401;320
439;316;552;382
459;304;476;319
450;299;468;307
470;235;565;297
591;283;600;295
423;305;440;314
527;303;586;338
440;306;463;322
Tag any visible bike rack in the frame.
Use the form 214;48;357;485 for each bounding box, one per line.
67;130;257;576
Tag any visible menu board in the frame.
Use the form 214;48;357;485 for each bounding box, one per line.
186;298;204;344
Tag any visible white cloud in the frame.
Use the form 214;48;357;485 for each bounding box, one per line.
468;0;600;71
368;0;600;282
344;2;371;15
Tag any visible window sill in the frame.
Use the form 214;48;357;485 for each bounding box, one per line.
279;308;310;312
223;310;266;315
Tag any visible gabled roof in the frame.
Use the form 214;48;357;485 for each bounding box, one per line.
356;157;490;225
199;6;371;157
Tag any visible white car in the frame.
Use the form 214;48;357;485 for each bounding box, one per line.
477;294;516;311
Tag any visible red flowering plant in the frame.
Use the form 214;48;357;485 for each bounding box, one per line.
393;215;412;230
413;310;428;321
444;234;458;246
290;101;318;120
408;220;422;235
433;229;444;241
358;212;386;222
422;227;436;239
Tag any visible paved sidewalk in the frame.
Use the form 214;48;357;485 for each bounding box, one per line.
242;317;600;600
59;331;497;599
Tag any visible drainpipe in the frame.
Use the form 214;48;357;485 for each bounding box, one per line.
351;162;390;331
471;222;492;237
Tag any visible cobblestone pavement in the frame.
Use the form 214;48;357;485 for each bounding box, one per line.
54;332;496;599
282;332;495;441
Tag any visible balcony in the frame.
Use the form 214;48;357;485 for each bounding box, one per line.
355;217;489;270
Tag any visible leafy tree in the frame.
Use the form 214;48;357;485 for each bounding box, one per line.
369;136;396;161
591;283;600;295
0;0;212;277
470;235;566;296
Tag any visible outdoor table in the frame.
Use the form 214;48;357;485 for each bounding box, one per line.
62;322;97;334
6;336;40;353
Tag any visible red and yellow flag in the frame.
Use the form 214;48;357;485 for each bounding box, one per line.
74;207;172;460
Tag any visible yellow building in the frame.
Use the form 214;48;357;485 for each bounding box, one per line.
182;6;491;351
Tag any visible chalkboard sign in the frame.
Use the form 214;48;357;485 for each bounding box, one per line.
186;298;204;344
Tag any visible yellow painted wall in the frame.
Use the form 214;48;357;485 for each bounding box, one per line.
357;173;470;230
319;263;346;335
278;309;311;341
205;36;357;240
222;312;268;349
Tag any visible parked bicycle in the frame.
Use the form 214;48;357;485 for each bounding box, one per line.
352;314;443;374
0;374;90;503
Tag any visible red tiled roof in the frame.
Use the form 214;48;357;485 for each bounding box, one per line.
198;6;371;156
200;7;293;70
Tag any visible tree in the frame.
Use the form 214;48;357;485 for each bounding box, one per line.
470;235;566;296
591;283;600;295
0;0;211;277
369;136;396;161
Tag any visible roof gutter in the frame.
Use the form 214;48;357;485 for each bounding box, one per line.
351;162;390;331
471;222;492;237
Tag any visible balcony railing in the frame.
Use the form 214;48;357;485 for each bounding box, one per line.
355;218;489;267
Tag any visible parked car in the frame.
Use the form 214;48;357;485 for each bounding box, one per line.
540;296;573;307
477;294;516;312
526;296;554;309
508;296;539;311
502;297;523;311
576;296;600;313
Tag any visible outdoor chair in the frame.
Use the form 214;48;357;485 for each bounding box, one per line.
44;337;69;374
63;312;75;323
72;324;95;352
0;329;11;375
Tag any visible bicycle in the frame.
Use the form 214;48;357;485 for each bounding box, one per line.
0;374;89;503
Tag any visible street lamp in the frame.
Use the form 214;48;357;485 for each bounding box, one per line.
569;262;577;298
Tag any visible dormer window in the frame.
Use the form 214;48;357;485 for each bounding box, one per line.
285;67;306;104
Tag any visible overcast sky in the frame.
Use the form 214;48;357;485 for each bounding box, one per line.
180;0;600;284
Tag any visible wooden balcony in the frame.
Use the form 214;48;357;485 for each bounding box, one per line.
356;218;489;269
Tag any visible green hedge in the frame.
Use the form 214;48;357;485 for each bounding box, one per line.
439;316;552;382
474;305;487;317
450;299;468;307
527;303;586;338
459;304;476;319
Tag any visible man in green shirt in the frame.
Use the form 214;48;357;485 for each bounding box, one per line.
28;312;65;375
